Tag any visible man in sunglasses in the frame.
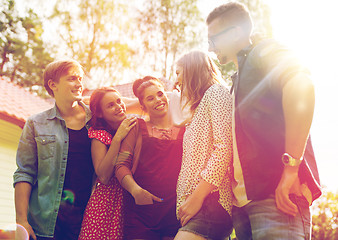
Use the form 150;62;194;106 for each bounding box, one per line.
207;2;321;240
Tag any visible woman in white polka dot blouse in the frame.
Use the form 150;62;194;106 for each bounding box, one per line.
174;50;233;240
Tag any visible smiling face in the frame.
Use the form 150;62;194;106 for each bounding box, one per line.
50;64;84;102
142;84;169;118
99;91;126;127
206;2;252;66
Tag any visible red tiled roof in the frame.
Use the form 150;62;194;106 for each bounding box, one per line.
0;77;54;128
0;77;176;128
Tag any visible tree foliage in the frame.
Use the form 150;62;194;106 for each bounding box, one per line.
217;0;272;81
0;0;53;96
311;189;338;240
0;0;274;93
135;0;203;80
237;0;272;38
50;0;136;88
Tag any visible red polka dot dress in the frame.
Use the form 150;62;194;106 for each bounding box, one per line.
78;128;123;240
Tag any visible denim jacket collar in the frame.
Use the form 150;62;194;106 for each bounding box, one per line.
47;101;92;125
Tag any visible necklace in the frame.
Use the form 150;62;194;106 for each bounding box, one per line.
151;125;173;140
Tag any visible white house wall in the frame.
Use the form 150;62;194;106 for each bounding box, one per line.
0;119;21;230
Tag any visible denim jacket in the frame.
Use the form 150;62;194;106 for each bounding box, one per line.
234;39;321;203
13;102;91;237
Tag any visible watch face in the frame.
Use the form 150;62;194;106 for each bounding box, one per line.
282;153;302;166
282;154;291;165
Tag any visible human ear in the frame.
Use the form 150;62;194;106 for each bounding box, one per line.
48;79;57;92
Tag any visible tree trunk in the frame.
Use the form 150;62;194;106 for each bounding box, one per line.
0;44;10;74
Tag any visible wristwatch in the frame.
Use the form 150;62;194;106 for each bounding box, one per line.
282;153;303;167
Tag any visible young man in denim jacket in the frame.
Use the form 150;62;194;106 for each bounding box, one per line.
14;59;94;240
207;2;321;240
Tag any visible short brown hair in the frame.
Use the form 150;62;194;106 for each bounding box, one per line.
43;59;83;97
206;2;253;36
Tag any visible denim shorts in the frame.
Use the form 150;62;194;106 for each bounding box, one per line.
179;192;233;240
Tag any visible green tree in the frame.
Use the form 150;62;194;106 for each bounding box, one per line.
238;0;273;38
51;0;136;88
311;189;338;240
0;0;53;96
135;0;203;80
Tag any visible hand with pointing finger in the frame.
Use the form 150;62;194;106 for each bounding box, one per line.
132;187;163;205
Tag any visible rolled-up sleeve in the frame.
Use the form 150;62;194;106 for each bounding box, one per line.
251;41;310;90
13;118;38;187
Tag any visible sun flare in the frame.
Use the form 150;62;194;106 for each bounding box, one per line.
268;0;338;192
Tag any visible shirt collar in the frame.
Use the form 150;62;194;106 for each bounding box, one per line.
46;101;92;124
237;44;253;59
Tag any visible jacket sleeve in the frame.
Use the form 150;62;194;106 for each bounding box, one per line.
13;118;38;187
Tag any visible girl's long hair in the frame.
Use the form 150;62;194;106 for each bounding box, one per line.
177;50;223;113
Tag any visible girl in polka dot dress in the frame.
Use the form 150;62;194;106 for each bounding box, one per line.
78;87;137;240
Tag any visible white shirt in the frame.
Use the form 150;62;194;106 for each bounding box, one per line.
232;96;251;207
168;90;191;126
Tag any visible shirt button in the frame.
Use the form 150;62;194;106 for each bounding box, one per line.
65;141;67;143
54;209;57;212
61;174;64;177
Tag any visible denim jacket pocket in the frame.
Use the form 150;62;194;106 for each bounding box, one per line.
35;135;56;160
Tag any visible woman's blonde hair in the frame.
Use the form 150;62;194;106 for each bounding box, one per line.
177;50;223;113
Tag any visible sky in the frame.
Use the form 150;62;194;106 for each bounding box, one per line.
267;0;338;193
199;0;338;193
